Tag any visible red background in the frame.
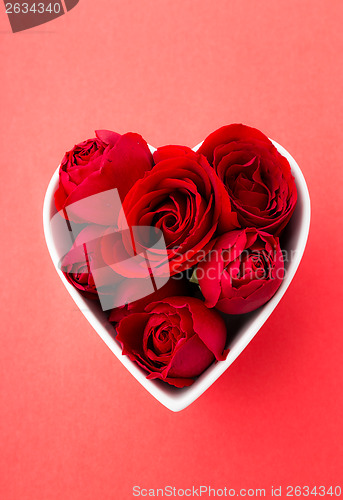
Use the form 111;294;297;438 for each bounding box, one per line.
1;1;342;498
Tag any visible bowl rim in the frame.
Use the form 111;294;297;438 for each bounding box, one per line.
43;138;311;412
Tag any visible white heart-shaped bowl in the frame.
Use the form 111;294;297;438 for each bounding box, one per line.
43;139;310;412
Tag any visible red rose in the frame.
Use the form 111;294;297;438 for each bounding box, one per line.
61;223;191;311
60;224;123;301
118;145;239;276
198;124;297;235
196;228;284;314
116;296;228;387
54;130;153;225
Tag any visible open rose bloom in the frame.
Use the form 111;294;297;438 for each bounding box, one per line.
196;228;285;315
50;124;297;388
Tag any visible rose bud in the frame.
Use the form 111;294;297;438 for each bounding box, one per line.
198;124;297;235
116;296;228;387
119;145;239;276
54;130;153;225
196;228;284;314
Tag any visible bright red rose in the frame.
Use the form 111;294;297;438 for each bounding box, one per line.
118;145;239;276
61;222;193;311
60;224;123;301
196;228;284;314
116;296;229;387
198;124;297;235
54;130;153;225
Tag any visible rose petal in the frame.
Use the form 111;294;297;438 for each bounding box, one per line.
165;334;215;378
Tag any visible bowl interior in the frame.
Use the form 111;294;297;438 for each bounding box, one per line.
43;139;310;412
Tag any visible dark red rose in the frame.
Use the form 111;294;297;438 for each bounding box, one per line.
118;145;239;276
116;296;229;387
198;124;297;235
108;275;193;324
197;228;284;314
60;224;123;302
61;222;192;311
54;130;153;225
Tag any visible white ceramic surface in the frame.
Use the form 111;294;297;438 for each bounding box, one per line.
43;139;310;412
